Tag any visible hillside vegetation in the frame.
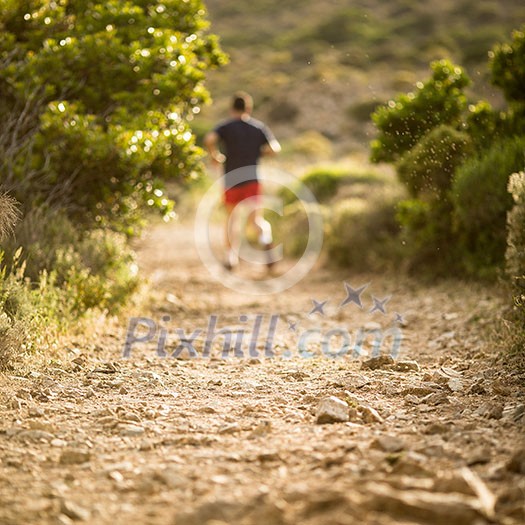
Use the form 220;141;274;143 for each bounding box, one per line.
199;0;525;152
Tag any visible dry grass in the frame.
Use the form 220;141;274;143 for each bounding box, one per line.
0;316;24;372
0;193;21;241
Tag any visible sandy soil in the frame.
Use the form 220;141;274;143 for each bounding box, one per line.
0;217;524;525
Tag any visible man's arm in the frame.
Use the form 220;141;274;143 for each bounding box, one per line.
204;131;226;165
261;137;282;156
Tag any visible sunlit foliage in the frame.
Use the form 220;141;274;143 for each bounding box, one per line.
0;0;227;233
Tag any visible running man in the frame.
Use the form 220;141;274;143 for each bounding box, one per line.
204;91;281;270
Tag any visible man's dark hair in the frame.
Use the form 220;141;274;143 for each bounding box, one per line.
232;91;253;112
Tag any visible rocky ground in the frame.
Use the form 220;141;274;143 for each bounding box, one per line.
1;219;524;525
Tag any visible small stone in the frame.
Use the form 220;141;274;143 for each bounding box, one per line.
60;499;90;521
447;378;463;392
28;420;55;433
402;384;438;397
361;355;395;370
118;386;128;395
92;362;119;374
250;420;272;437
98;416;118;428
51;439;68;448
467;447;491;466
119;424;145;437
476;401;504;420
422;392;450;406
139;440;155;451
121;413;141;423
510;404;525;424
393;360;420;372
59;449;91;465
258;451;281;462
507;448;525;474
108;470;125;483
425;422;450;435
8;397;23;410
17;429;54;443
218;422;241;435
468;380;486;395
28;406;45;417
358;404;384;424
316;396;350;424
371;435;406;453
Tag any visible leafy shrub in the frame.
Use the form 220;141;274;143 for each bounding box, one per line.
301;167;348;203
453;136;525;273
396;199;459;274
269;200;328;259
0;0;226;230
283;130;333;160
490;26;525;104
326;194;402;271
464;100;502;150
371;59;470;163
397;125;472;198
3;207;139;314
506;171;525;321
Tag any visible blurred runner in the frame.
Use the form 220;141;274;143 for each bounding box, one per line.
204;91;281;270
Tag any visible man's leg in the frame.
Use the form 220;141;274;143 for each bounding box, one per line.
224;204;239;270
247;207;275;269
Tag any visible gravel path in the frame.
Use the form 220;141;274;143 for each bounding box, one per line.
1;219;524;525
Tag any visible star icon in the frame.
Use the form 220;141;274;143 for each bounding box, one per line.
340;282;369;309
309;299;328;316
369;295;391;315
394;312;405;324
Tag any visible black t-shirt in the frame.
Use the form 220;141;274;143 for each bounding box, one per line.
214;116;276;188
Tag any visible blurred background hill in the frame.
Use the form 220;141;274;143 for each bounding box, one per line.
197;0;525;155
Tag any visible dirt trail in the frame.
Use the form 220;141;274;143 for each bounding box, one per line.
1;218;524;525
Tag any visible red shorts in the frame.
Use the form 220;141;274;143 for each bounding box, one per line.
224;181;261;206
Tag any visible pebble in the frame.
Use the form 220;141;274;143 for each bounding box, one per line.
8;397;23;410
361;355;395;370
358;405;384;424
218;422;241;435
60;499;90;521
119;424;145;437
476;402;504;420
316;396;350;424
59;449;91;465
371;435;406;453
402;384;438;397
393;360;420;372
250;420;272;437
28;406;45;418
507;448;525;474
16;429;54;443
425;422;450;435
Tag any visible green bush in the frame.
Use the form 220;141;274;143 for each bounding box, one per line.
371;59;470;163
490;26;525;104
396;198;459;274
301;167;348;203
269;200;328;259
506;171;525;321
453;136;525;273
397;125;472;198
0;0;226;231
326;194;401;271
3;207;139;314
